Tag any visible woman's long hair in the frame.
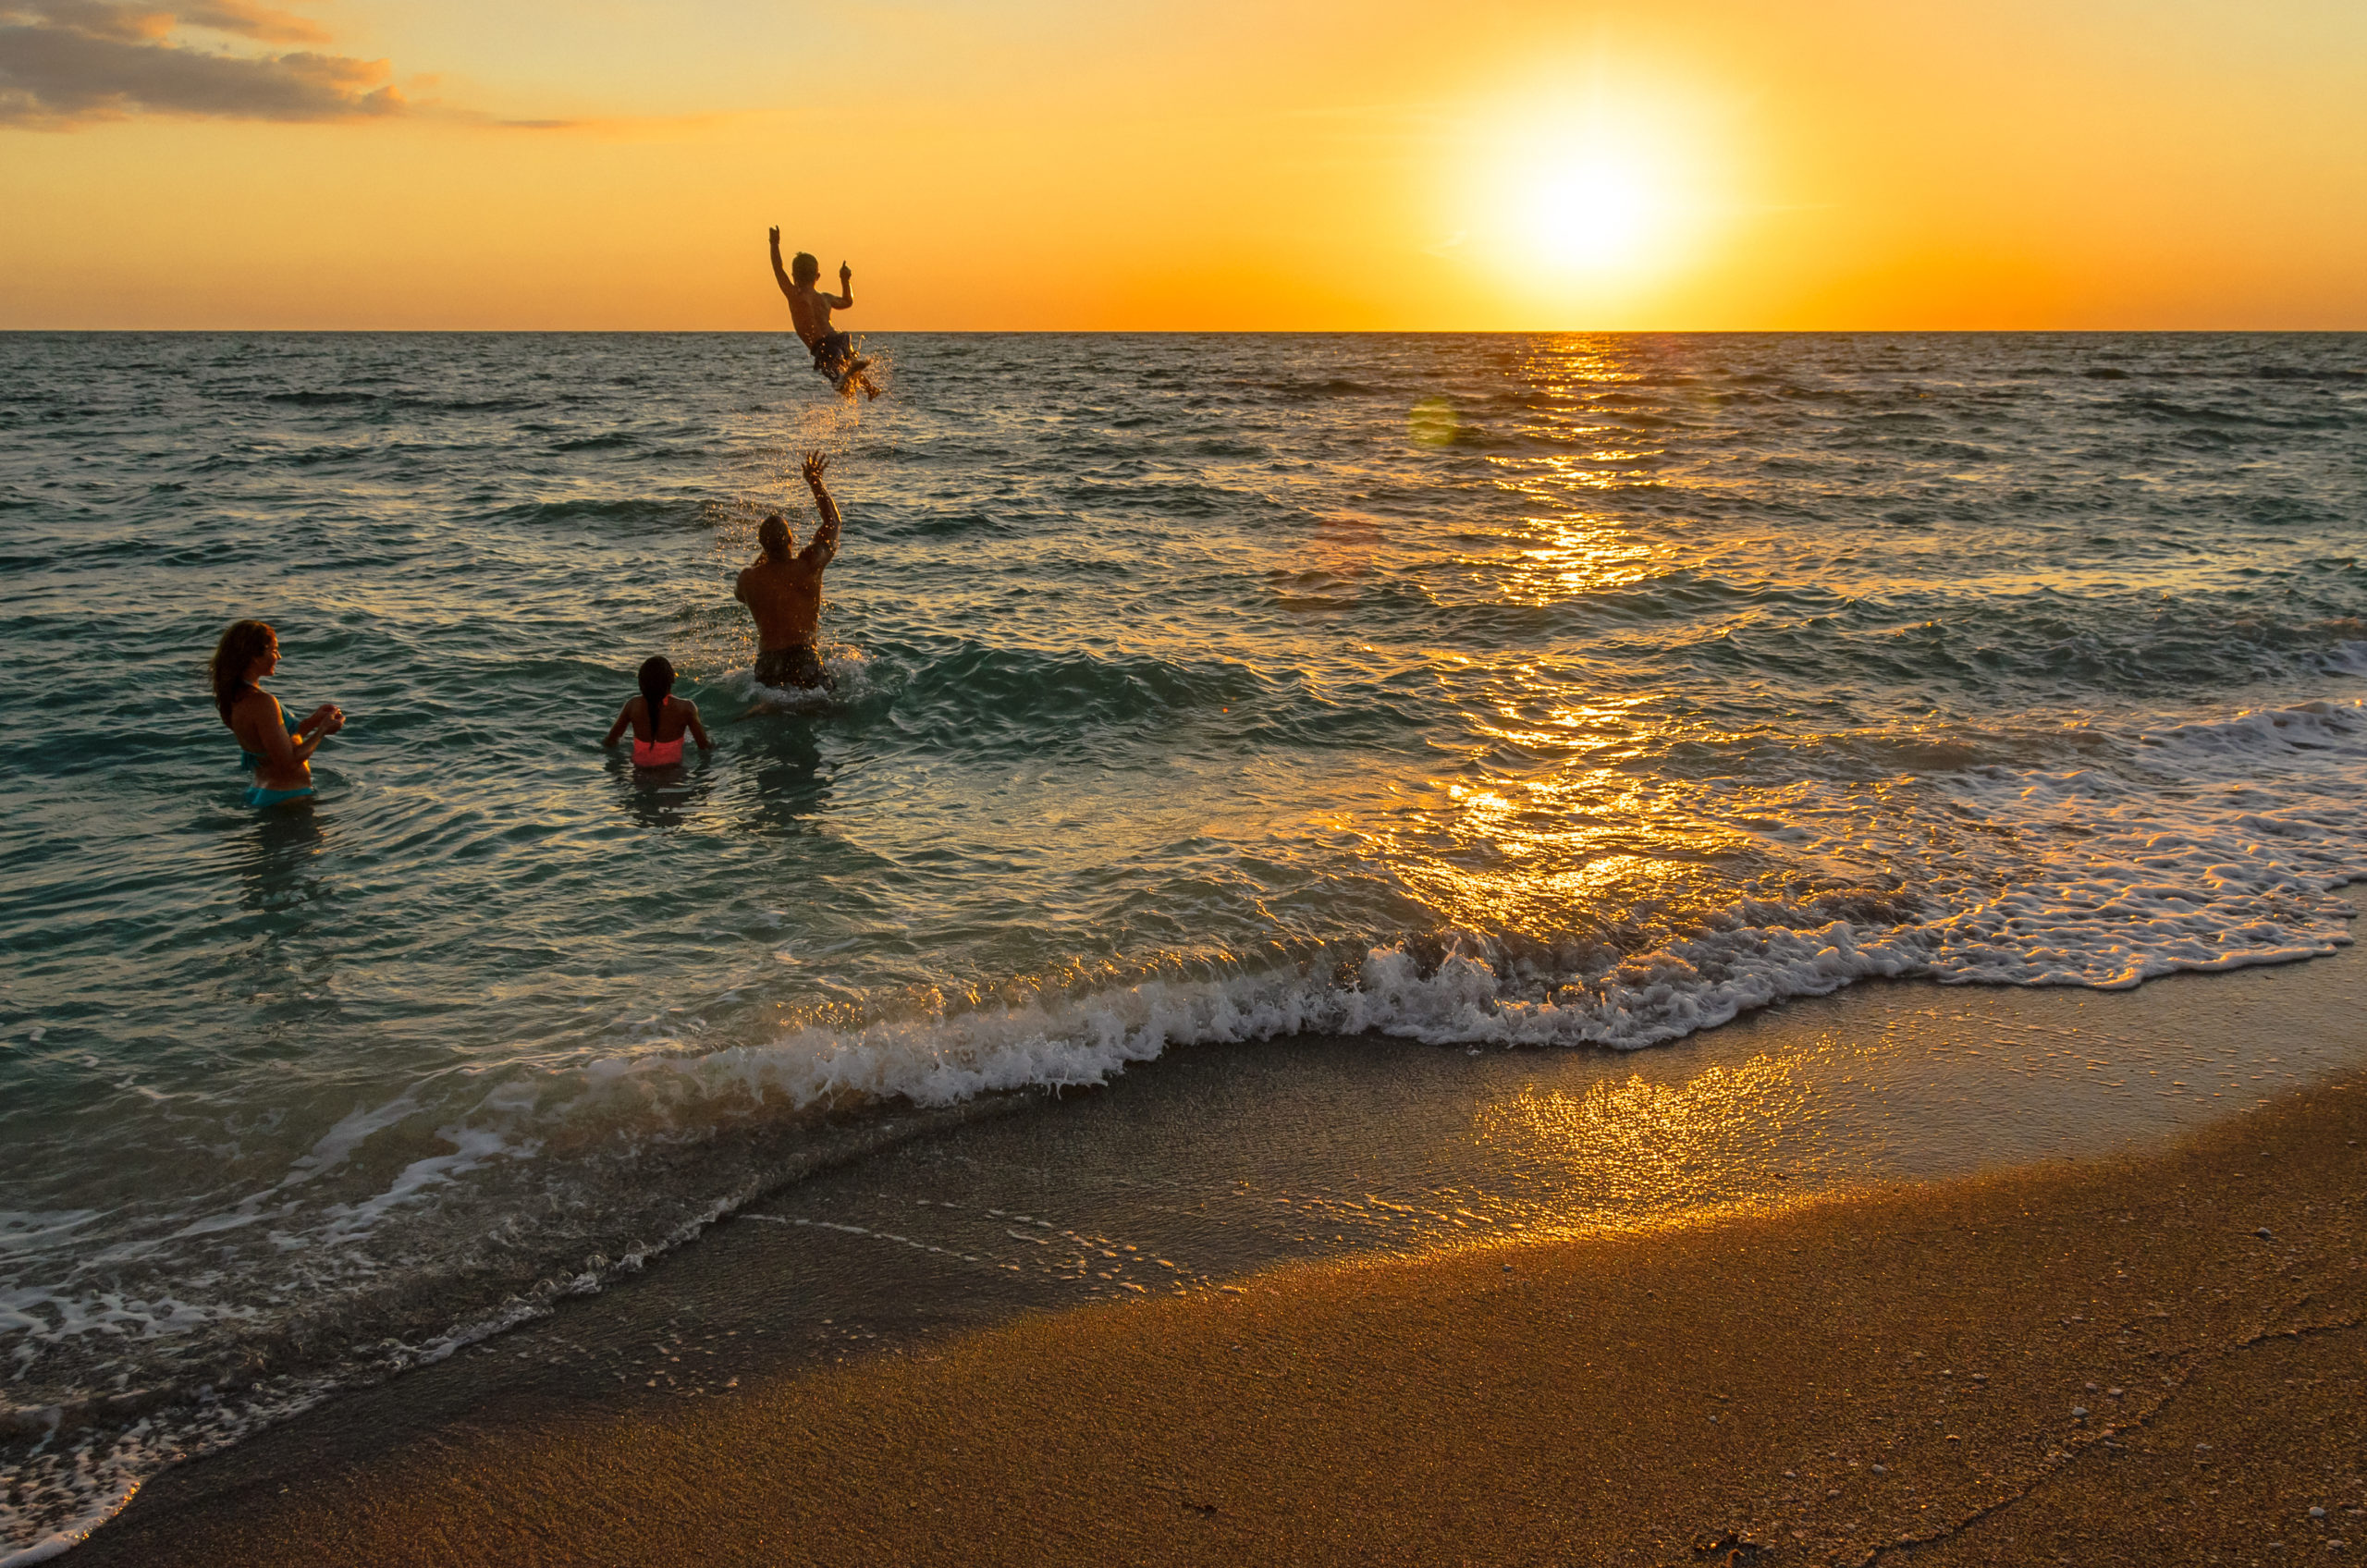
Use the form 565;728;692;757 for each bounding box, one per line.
211;620;276;725
638;656;674;739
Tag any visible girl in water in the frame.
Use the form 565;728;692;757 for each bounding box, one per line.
603;655;713;767
211;619;346;809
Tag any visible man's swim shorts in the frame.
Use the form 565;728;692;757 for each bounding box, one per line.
756;643;834;691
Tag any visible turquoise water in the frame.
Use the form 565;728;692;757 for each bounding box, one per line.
4;331;2365;1552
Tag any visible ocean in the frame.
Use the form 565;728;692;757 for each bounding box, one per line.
3;330;2364;1557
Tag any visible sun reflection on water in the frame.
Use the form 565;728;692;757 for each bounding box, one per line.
1474;1051;1844;1231
1496;513;1662;603
1362;757;1765;948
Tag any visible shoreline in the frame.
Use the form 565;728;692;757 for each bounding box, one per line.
55;948;2367;1565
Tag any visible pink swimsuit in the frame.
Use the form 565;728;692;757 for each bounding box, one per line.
632;735;685;767
632;696;687;766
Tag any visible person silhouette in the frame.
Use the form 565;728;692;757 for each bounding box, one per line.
602;655;713;768
211;619;345;809
770;227;880;399
735;451;845;712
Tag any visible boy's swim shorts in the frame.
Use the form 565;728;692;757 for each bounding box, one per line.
810;331;856;386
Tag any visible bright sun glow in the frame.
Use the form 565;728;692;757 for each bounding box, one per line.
1526;154;1658;272
1450;67;1734;306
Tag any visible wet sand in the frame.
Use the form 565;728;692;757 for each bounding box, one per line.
74;955;2367;1566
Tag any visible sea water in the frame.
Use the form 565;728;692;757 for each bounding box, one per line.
3;331;2363;1554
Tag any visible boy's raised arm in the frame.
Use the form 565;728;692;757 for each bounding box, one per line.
769;227;795;302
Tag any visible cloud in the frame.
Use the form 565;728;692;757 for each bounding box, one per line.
12;0;171;43
0;0;395;128
178;0;329;45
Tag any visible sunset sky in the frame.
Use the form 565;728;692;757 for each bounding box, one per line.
3;0;2363;330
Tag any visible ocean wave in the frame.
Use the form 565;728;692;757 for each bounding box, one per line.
491;496;709;529
2251;365;2367;383
558;701;2367;1121
1251;377;1378;400
875;639;1262;738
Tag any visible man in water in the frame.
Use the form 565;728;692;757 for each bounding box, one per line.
736;451;842;700
770;226;880;399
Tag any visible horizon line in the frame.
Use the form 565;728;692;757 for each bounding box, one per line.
6;326;2365;337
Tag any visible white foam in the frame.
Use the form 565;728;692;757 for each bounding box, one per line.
278;1093;423;1189
315;1125;540;1245
721;640;876;711
0;1171;741;1567
0;1216;101;1264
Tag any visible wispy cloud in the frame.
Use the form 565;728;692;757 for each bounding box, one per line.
177;0;330;46
0;0;397;128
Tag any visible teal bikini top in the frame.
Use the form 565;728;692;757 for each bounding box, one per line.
237;694;302;772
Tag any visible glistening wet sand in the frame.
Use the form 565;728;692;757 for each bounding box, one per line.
72;953;2367;1566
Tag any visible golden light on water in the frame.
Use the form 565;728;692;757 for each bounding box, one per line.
1475;1054;1839;1227
1315;473;1753;939
1499;515;1661;602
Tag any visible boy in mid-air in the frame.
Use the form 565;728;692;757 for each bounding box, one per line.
770;227;879;399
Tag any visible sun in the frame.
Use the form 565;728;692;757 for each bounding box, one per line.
1445;68;1735;303
1525;154;1658;273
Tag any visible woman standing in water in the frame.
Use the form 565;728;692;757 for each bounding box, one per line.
603;655;712;767
211;620;346;809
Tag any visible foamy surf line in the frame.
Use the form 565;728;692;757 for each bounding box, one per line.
6;698;2364;1562
0;1202;731;1567
652;699;2367;1109
0;1096;1012;1565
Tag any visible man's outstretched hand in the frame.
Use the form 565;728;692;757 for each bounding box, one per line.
839;261;852;287
802;451;829;487
768;226;781;248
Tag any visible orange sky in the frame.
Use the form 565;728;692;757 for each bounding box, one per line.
3;0;2363;329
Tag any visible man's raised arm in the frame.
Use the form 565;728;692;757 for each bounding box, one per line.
831;260;853;311
801;451;841;564
769;227;795;303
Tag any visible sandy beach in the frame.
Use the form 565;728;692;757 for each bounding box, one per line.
61;951;2364;1568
